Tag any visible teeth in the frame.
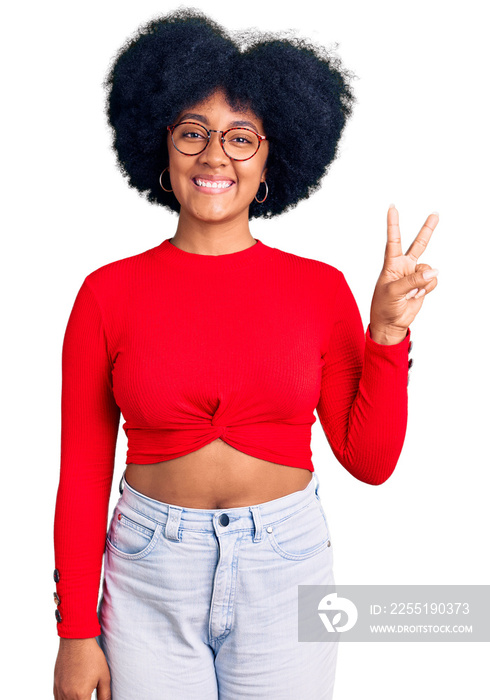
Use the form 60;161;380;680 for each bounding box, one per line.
195;179;232;189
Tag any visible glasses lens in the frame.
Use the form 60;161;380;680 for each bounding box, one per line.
223;129;260;160
172;123;209;155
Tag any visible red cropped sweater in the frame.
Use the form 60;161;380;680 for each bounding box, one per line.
53;237;412;638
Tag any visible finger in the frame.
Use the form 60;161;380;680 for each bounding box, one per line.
404;212;439;261
385;205;403;261
414;277;438;298
405;287;419;300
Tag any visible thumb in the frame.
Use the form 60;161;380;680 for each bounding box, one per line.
392;266;438;297
96;677;111;700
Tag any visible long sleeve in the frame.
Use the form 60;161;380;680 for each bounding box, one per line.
316;272;411;485
53;278;121;638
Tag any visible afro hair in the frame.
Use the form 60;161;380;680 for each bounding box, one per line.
102;7;358;219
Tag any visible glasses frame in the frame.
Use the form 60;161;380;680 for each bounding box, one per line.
167;121;267;162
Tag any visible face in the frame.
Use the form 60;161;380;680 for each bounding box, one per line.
166;90;269;226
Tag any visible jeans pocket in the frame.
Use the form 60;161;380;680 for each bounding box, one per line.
106;502;163;560
266;499;332;561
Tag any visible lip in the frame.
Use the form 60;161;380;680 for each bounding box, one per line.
191;176;235;194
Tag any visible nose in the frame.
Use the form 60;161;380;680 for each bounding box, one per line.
199;131;229;167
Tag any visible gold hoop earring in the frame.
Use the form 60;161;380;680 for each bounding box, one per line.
159;167;173;193
255;180;268;204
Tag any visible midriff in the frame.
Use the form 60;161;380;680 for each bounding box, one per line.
125;438;312;509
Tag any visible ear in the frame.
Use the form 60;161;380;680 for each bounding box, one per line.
261;166;268;182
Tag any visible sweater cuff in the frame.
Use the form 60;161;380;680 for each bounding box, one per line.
366;323;411;354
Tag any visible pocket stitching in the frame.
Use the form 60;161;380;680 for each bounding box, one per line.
267;502;311;529
116;513;154;542
266;501;331;561
106;521;163;561
267;530;330;561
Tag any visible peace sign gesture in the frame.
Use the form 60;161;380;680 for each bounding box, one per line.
369;205;440;344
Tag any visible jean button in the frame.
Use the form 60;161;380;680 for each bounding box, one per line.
219;513;230;526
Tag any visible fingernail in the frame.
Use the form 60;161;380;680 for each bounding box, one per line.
415;288;426;299
423;268;439;280
389;203;396;209
431;211;439;216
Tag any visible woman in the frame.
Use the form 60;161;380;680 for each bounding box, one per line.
53;9;439;700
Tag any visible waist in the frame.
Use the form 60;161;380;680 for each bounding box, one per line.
125;439;313;509
118;469;320;530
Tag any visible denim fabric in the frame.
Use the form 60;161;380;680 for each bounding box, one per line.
97;470;338;699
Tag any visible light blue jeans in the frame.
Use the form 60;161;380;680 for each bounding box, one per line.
97;470;338;699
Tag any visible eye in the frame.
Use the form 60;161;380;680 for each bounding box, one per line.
173;123;209;140
225;129;258;147
231;135;253;144
181;130;206;140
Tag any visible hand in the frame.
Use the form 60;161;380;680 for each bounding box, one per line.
370;205;440;341
53;637;111;700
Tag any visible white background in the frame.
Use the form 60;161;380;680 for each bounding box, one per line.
3;1;489;698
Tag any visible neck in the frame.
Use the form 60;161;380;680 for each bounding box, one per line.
172;209;255;255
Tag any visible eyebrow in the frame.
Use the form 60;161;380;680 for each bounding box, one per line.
178;113;261;133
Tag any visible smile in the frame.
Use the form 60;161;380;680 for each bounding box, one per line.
193;178;234;190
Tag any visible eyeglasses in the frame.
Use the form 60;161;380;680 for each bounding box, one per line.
167;121;267;161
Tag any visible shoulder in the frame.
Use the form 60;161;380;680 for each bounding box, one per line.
269;244;343;289
82;243;161;299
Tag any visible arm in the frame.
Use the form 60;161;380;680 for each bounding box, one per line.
316;272;411;485
53;278;121;638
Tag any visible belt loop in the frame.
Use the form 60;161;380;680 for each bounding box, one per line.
249;505;263;543
165;505;183;541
